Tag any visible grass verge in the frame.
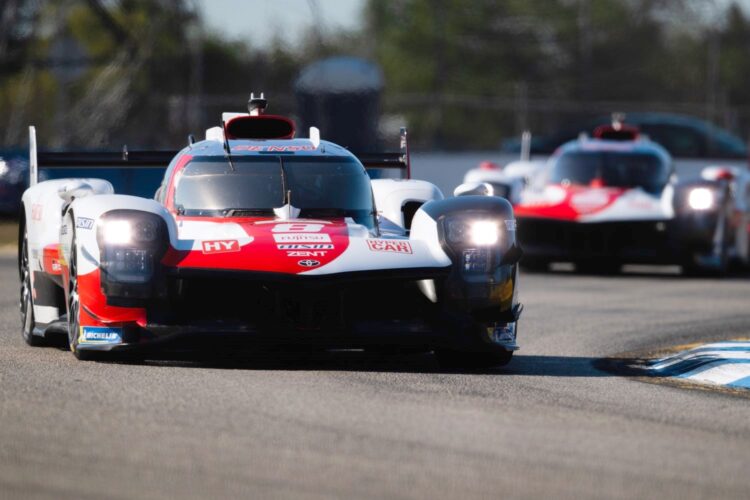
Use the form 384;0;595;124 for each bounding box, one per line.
0;219;18;253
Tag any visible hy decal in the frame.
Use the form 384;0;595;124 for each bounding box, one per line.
201;240;240;254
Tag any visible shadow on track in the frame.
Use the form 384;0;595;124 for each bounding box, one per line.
524;263;750;280
44;328;623;376
89;348;617;377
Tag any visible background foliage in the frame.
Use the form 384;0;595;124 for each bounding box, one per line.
1;0;750;149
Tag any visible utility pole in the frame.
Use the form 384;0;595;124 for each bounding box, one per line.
578;0;593;102
706;28;721;153
432;0;447;148
185;0;203;137
307;0;325;56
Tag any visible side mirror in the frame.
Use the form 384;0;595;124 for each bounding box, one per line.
58;181;94;204
453;182;494;197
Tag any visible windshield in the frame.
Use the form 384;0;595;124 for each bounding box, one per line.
550;151;670;193
174;156;375;227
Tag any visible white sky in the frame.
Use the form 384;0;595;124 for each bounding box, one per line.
196;0;367;48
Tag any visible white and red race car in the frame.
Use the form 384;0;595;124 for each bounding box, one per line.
19;97;522;367
458;123;750;274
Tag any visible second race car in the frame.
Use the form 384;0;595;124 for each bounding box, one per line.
458;120;750;274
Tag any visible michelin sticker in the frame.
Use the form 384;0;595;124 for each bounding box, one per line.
80;326;122;344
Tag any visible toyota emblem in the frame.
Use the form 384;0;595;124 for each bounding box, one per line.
298;259;320;267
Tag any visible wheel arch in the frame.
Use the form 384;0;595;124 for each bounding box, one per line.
17;202;25;279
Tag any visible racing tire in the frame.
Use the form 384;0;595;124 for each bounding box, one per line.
66;231;103;361
434;349;513;371
682;257;728;278
19;225;44;346
683;221;731;277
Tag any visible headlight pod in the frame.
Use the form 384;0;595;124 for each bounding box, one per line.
442;215;517;274
96;210;167;285
687;187;715;211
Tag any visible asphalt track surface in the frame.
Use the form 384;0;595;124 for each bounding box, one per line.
1;254;750;500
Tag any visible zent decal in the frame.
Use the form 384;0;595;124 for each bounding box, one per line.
287;251;327;257
201;240;240;254
76;218;95;230
367;240;413;254
79;326;122;344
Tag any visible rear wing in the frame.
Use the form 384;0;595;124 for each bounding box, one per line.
355;127;412;179
28;124;413;191
29;126;177;198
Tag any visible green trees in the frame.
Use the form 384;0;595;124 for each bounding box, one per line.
0;1;305;149
365;0;750;148
1;0;750;149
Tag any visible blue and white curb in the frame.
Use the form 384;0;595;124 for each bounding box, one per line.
647;341;750;390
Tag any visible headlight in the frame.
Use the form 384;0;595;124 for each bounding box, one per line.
446;219;501;246
470;220;499;246
101;220;132;245
97;211;166;287
101;219;159;245
688;187;714;210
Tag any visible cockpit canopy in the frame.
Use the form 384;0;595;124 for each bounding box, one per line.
549;150;671;194
173;155;375;227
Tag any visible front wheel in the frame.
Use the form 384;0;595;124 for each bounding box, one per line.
683;233;730;277
20;227;44;346
682;258;728;277
66;233;100;361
